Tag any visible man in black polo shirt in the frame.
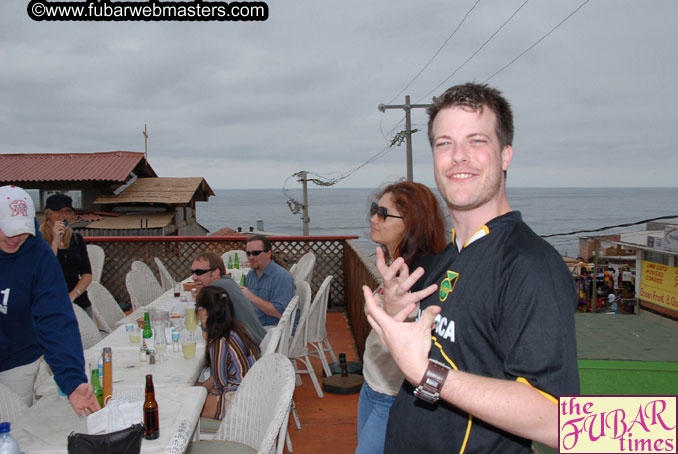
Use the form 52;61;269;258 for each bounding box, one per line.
364;83;579;453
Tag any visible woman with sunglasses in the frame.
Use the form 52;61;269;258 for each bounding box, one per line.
39;193;93;316
357;181;447;454
195;285;260;419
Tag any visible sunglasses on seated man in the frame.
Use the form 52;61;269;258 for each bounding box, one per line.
246;250;266;257
370;202;404;221
192;268;215;276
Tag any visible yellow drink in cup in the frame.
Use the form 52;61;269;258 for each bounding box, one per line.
185;307;197;333
182;341;197;359
129;332;141;344
127;325;141;345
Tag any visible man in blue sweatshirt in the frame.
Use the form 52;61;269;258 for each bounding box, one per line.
0;185;100;416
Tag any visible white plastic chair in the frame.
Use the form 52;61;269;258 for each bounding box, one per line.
86;244;105;283
287;281;323;398
227;269;243;286
221;250;247;269
274;296;301;448
188;353;295;454
131;260;158;279
32;357;54;401
88;281;126;333
259;325;282;356
290;252;315;284
275;296;298;359
306;275;337;376
0;382;29;423
126;262;164;311
154;257;176;292
72;303;102;349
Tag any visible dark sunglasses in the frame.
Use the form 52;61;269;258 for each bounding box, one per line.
370;202;404;221
192;268;215;276
246;250;266;257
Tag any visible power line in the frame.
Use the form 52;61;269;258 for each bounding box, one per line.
484;0;590;83
282;142;400;215
540;214;678;239
385;0;483;106
417;0;530;103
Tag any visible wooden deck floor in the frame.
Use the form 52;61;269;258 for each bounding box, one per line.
287;312;361;454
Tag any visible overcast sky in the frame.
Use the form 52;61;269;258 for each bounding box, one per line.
2;0;677;190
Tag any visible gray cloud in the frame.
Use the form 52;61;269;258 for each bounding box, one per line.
2;0;677;189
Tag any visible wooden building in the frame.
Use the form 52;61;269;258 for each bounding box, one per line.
0;151;214;236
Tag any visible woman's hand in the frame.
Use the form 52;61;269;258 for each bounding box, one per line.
51;220;67;247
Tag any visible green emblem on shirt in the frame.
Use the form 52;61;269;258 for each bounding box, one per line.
439;270;459;302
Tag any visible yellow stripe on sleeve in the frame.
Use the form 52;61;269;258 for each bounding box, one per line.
515;377;558;405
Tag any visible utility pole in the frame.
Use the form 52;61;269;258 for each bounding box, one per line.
378;95;432;181
143;124;149;159
297;171;310;236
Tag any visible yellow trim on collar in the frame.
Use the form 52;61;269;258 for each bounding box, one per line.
452;225;490;251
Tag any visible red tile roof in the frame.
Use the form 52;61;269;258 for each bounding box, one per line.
0;151;156;184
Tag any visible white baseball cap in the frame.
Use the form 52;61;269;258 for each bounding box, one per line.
0;185;36;237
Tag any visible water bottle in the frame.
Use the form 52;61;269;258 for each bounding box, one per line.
0;422;20;454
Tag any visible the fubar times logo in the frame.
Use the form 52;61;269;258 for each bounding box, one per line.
559;396;677;453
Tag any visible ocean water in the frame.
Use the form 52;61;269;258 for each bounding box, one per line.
197;187;678;258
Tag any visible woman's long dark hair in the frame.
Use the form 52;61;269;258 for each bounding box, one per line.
373;180;448;264
195;285;260;367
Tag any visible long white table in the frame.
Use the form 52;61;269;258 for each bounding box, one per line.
13;386;207;454
20;287;210;454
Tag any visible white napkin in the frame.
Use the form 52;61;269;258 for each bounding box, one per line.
87;398;143;434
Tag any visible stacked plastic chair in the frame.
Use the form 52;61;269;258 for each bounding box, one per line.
0;382;28;423
306;275;336;376
287;281;323;397
274;296;300;452
154;257;175;292
289;252;315;284
88;281;126;333
72;303;102;349
221;250;247;269
125;261;163;311
86;244;105;283
259;325;282;357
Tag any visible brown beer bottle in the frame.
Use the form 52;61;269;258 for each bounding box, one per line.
143;374;159;440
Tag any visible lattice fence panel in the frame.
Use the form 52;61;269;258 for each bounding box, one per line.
273;238;346;310
86;237;354;311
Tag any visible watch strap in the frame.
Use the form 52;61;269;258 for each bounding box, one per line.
413;359;450;404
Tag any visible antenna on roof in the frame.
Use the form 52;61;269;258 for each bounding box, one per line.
143;124;149;159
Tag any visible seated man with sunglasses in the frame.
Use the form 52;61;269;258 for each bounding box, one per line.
191;251;266;344
241;235;295;327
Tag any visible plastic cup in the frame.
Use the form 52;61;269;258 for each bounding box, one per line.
128;326;141;345
181;341;197;359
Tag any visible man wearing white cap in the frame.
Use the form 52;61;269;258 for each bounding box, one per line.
0;185;100;416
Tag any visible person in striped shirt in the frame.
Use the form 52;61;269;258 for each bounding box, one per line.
195;285;260;419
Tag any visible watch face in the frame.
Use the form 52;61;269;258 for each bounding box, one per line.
414;359;450;404
414;385;439;404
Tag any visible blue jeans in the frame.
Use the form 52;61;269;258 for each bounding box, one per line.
356;383;396;454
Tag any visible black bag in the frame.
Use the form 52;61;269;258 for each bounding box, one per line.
67;423;144;454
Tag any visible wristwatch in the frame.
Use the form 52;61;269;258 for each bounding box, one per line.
413;359;451;404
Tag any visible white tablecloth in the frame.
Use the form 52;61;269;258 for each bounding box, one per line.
13;386;207;454
26;287;210;454
88;345;206;387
